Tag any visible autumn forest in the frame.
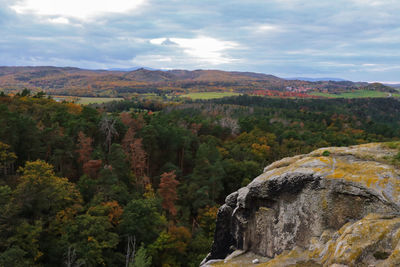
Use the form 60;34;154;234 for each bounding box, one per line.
0;89;400;267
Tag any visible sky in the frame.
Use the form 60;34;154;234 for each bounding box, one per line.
1;0;400;82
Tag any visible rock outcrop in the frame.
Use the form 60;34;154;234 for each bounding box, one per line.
202;142;400;266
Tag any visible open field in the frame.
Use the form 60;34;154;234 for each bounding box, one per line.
77;97;124;104
52;96;124;104
179;92;241;100
310;90;400;98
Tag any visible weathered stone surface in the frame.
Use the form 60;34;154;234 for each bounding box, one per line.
225;191;238;208
202;142;400;266
207;204;235;260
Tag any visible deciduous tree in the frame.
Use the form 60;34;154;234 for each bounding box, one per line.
76;131;93;164
158;170;179;217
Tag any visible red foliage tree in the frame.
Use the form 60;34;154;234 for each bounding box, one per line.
120;112;144;131
122;127;135;153
122;127;148;180
158;170;179;216
83;159;102;178
76;131;93;164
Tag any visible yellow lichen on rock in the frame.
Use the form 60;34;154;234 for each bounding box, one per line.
323;215;393;263
208;214;400;267
263;155;304;172
203;142;400;267
255;142;400;205
315;214;400;266
324;160;390;187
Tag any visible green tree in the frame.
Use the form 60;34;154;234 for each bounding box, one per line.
148;226;191;267
0;142;17;176
60;206;120;266
185;141;225;213
14;160;82;221
120;198;166;245
1;161;82;265
131;245;152;267
109;144;132;187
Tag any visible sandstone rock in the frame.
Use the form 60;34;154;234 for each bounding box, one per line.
224;250;245;262
203;142;400;266
225;191;238;208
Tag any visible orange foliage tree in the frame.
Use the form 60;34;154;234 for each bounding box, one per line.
158;170;179;216
122;127;148;183
102;201;124;226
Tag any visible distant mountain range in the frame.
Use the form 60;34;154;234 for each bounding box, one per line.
121;68;282;82
285;77;349;82
106;67;159;72
0;66;395;97
384;83;400;89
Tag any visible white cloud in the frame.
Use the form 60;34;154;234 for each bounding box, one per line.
256;24;284;33
150;38;167;45
376;81;400;84
350;0;387;6
3;0;400;81
47;17;70;24
151;36;238;65
10;0;146;20
368;65;400;72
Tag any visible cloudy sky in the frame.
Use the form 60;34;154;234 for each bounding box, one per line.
1;0;400;82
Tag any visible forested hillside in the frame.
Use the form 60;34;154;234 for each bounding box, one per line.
0;66;389;98
1;93;400;266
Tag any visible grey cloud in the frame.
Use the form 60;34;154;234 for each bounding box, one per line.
0;0;400;81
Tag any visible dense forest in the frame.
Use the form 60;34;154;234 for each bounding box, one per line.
1;92;400;266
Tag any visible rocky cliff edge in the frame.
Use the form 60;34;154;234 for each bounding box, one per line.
201;142;400;267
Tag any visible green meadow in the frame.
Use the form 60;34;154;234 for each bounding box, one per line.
310;90;400;98
53;96;123;104
179;92;241;100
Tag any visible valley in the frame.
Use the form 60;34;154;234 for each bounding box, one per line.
1;67;398;100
